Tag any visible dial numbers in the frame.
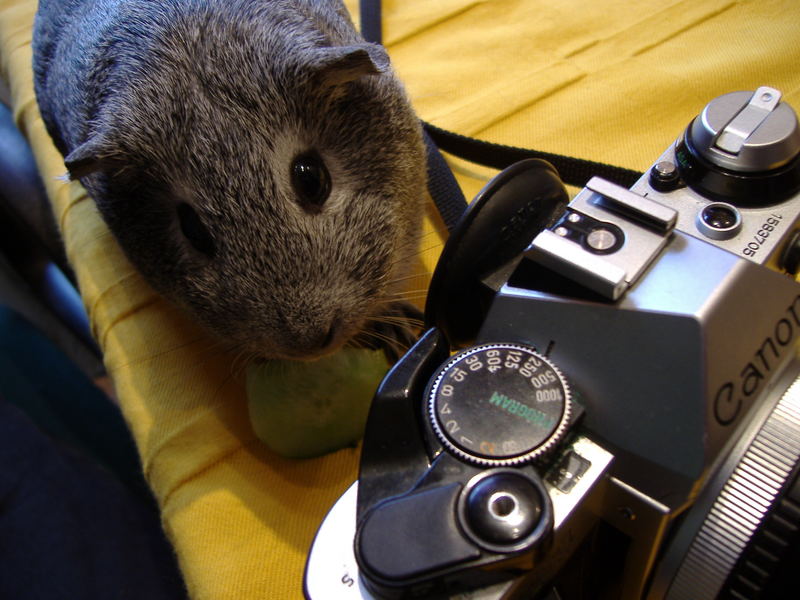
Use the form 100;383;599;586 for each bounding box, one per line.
428;344;572;466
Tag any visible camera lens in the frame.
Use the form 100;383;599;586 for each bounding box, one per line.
651;367;800;600
696;202;742;240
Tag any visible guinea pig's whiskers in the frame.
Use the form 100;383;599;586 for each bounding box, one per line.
385;271;429;285
372;313;422;323
355;328;403;358
206;368;247;410
354;298;428;362
372;313;424;327
420;226;445;238
188;337;239;362
109;334;233;374
390;242;443;267
230;345;260;383
380;289;429;303
409;229;443;246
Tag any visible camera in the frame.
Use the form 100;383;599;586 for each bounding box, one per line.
304;86;800;599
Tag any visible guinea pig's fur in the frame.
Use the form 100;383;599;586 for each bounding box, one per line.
32;0;426;360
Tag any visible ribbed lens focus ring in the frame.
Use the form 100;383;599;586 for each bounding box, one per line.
665;375;800;599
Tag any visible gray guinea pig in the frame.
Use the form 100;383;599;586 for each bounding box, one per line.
32;0;427;361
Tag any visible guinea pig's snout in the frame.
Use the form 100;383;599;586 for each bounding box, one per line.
320;317;343;351
277;314;347;359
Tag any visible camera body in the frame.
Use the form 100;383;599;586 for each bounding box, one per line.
304;87;800;599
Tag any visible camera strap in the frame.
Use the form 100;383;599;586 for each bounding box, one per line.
358;0;644;231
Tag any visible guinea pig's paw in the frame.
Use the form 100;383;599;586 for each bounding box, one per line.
351;301;424;364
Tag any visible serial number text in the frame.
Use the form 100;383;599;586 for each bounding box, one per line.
743;214;783;257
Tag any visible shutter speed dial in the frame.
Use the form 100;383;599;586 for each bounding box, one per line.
427;343;572;467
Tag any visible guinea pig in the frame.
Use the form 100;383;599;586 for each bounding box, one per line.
32;0;427;361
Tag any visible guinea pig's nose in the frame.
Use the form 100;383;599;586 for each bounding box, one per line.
277;314;346;358
320;316;344;351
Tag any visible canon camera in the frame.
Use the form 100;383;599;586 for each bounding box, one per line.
304;86;800;600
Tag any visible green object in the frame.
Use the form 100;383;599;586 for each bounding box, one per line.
246;348;390;458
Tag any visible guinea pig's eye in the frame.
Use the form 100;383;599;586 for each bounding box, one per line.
291;151;331;212
177;202;215;257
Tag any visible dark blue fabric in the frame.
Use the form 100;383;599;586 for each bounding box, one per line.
360;0;468;232
422;128;469;232
359;0;382;45
0;100;98;353
0;307;145;498
0;306;186;599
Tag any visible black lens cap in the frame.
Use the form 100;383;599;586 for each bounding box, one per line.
425;159;568;347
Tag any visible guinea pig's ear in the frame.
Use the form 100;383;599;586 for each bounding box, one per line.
312;43;390;88
64;134;118;179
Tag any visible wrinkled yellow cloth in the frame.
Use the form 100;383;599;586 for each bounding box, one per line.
1;0;798;598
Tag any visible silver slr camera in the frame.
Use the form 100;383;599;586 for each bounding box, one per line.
304;86;800;599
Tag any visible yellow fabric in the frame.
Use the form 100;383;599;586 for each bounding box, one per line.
1;0;798;599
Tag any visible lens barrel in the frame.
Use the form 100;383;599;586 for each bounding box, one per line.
656;366;800;600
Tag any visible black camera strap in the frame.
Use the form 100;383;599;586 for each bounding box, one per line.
359;0;644;232
422;122;644;190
